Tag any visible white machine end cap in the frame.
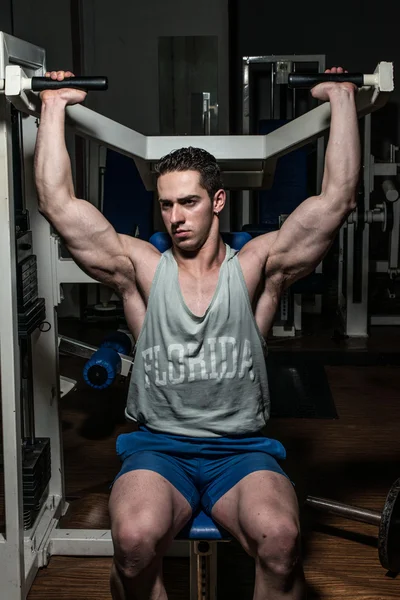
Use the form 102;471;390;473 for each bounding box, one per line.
376;61;394;92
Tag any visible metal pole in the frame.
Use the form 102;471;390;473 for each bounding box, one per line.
0;61;25;600
20;337;36;446
306;496;381;527
270;63;275;119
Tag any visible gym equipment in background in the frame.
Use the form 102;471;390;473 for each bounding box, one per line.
306;477;400;573
83;331;133;389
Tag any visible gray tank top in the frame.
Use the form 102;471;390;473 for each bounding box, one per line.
126;244;270;437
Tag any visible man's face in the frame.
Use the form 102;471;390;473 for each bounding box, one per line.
157;170;215;251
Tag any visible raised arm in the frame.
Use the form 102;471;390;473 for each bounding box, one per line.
34;71;158;294
243;67;360;290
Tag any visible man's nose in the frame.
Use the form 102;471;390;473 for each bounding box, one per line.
170;204;184;224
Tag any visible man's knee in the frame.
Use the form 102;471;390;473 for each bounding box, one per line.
112;512;171;579
252;516;301;577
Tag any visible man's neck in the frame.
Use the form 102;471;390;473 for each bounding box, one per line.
172;236;226;276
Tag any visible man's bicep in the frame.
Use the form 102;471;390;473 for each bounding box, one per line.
239;231;279;266
45;197;118;252
265;194;347;282
44;198;136;288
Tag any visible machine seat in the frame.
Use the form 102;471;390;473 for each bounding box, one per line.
176;509;231;541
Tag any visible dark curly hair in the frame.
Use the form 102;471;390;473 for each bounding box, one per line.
155;147;223;200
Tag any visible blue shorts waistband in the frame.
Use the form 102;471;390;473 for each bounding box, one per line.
116;425;287;463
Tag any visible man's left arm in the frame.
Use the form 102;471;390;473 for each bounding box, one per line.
246;71;360;289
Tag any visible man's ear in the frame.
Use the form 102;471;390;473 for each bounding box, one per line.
213;189;226;213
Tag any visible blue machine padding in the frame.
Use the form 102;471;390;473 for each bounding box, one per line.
83;347;122;390
258;119;309;225
101;331;133;355
149;231;252;252
103;150;153;240
149;232;172;253
83;332;133;390
176;509;231;541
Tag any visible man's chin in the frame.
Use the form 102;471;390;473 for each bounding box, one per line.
173;237;199;251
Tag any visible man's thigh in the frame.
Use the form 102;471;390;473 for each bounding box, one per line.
201;450;291;516
110;451;200;537
210;467;299;553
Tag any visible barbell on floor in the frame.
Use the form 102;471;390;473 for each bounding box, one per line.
305;477;400;573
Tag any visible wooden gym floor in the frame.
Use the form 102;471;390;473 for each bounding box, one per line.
2;322;400;599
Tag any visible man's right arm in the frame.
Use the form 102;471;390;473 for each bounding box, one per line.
35;77;157;295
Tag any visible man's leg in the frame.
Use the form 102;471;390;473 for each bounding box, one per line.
211;470;305;600
109;466;194;600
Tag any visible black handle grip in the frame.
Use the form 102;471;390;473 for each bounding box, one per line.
31;76;108;91
288;73;364;89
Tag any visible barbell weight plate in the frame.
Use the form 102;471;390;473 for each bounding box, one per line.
378;477;400;572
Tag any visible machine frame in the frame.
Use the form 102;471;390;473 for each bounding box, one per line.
241;55;327;336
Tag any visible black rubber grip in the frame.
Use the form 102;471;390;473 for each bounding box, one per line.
288;73;364;89
31;76;108;91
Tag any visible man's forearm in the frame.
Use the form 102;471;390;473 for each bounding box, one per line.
321;87;360;204
34;98;76;214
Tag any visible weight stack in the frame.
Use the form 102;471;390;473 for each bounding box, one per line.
22;438;51;529
16;232;46;337
18;297;46;337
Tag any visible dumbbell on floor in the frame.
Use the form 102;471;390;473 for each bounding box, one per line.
305;477;400;573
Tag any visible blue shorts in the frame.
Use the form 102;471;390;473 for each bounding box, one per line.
114;426;290;515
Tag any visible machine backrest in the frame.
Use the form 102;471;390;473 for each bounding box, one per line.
148;231;252;252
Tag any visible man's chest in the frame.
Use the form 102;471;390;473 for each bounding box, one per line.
178;269;221;317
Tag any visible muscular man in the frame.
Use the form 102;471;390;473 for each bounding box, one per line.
35;68;360;600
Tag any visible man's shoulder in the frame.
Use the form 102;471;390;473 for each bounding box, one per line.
120;235;162;264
